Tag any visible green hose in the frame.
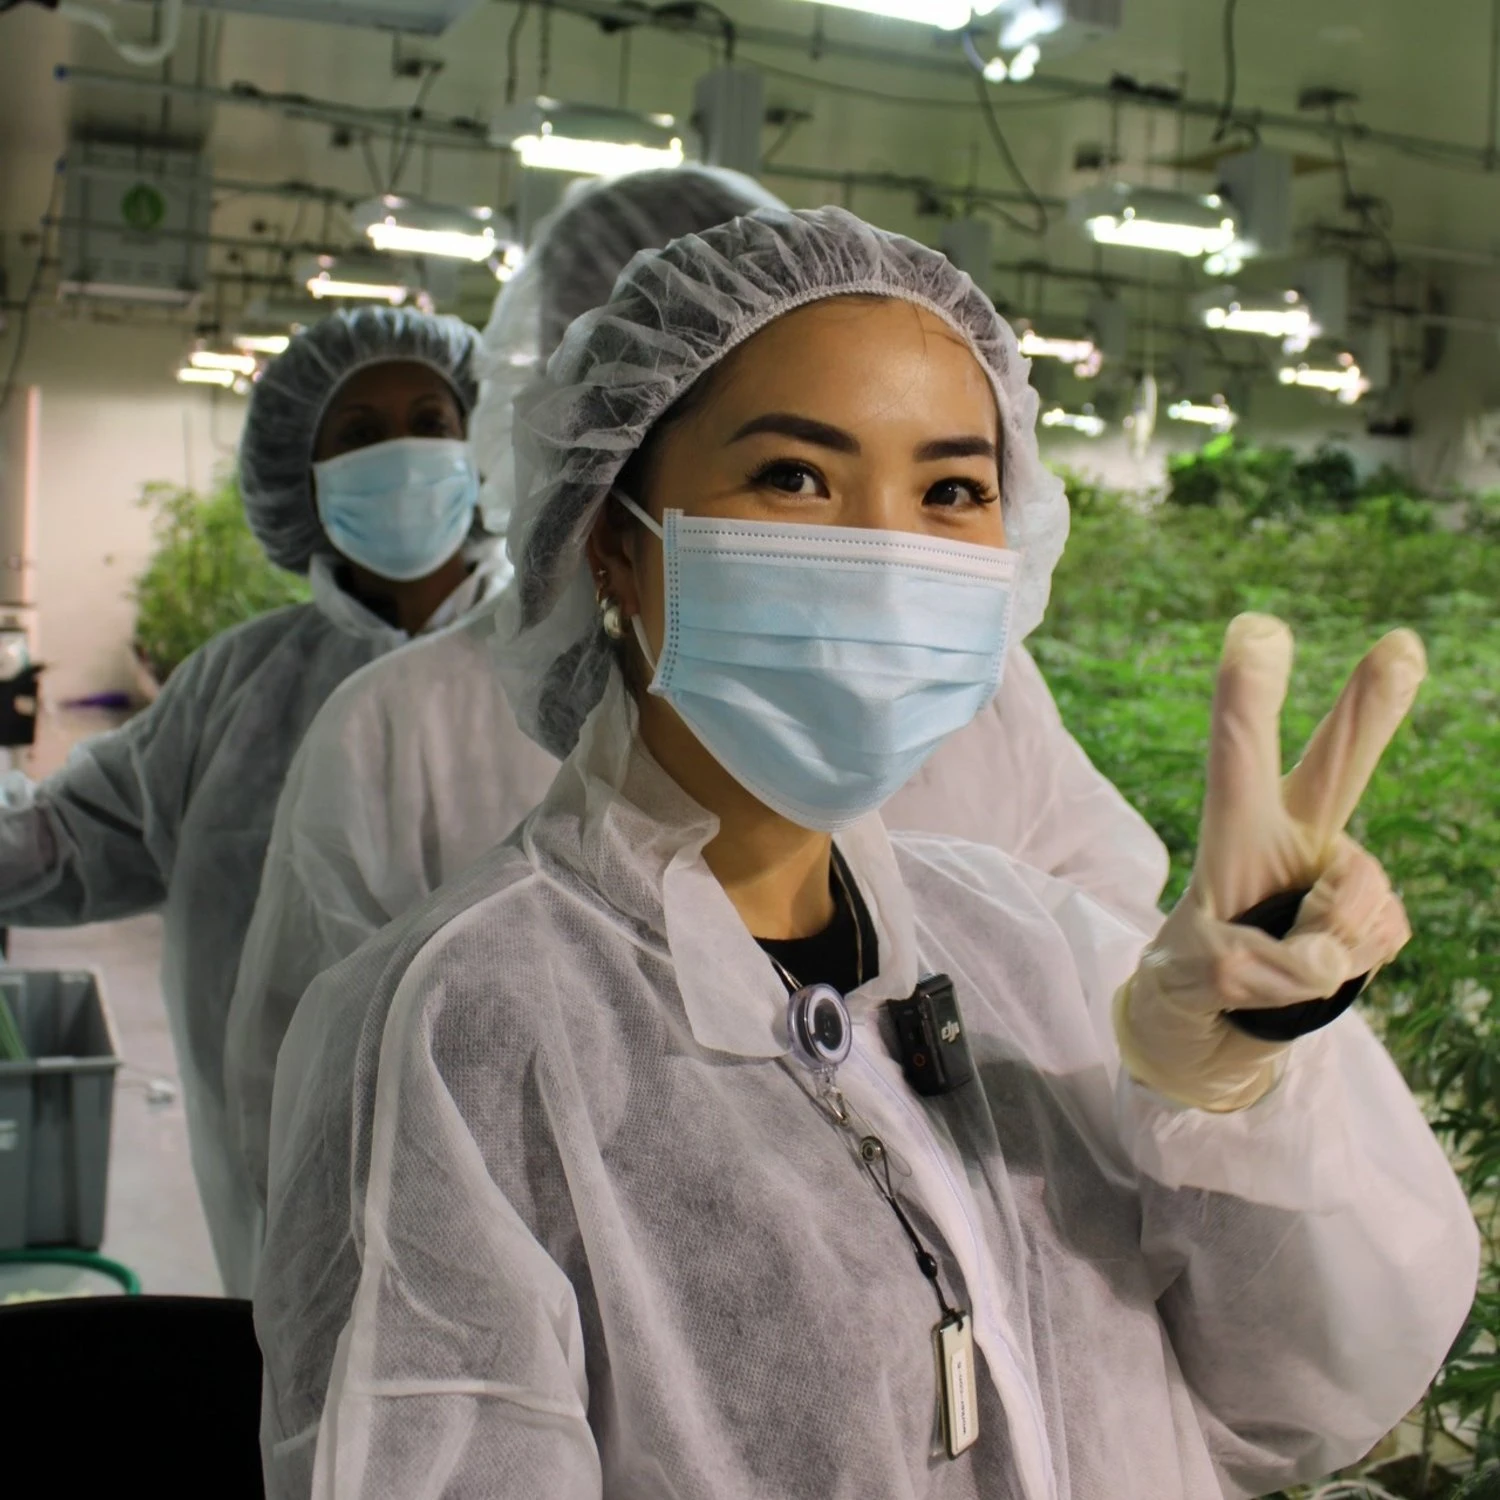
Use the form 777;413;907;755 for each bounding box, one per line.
0;1247;141;1296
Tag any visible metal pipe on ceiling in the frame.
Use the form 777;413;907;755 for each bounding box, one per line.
760;162;1064;212
54;65;493;152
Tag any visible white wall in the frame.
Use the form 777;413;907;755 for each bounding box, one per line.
21;315;246;700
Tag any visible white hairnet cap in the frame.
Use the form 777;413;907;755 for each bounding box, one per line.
498;204;1069;761
472;165;787;534
238;305;480;573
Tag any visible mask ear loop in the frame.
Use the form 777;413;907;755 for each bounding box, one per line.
611;489;665;678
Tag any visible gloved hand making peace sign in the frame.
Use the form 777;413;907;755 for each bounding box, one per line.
1115;613;1426;1112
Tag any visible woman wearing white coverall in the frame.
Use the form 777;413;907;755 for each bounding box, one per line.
0;306;504;1296
255;207;1476;1498
227;167;1167;1215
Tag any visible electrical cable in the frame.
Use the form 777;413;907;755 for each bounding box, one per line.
504;0;532;106
0;163;65;418
56;0;182;67
650;2;736;65
1329;105;1398;279
1211;0;1238;142
387;63;443;195
972;75;1049;238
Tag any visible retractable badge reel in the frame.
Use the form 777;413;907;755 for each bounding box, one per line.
782;979;978;1459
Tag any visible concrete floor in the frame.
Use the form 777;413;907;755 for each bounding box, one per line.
1;705;220;1300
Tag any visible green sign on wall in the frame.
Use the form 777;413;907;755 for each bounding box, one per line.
119;183;167;232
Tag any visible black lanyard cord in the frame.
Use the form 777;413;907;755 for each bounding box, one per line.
859;1134;959;1323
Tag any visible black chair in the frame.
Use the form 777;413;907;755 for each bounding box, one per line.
0;1294;264;1497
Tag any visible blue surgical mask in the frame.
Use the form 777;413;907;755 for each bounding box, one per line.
616;493;1020;832
313;436;479;582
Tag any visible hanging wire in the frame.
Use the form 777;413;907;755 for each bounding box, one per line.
387;63;443;195
971;75;1050;238
0;164;67;417
538;0;553;95
1211;0;1239;142
1329;104;1399;279
650;2;737;65
503;0;533;106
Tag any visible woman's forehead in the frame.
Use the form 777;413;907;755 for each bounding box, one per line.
703;298;998;433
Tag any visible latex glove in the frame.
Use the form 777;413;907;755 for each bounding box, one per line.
1114;614;1424;1112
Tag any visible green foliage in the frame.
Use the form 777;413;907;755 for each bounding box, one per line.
132;475;309;682
1165;434;1427;519
1033;461;1500;1495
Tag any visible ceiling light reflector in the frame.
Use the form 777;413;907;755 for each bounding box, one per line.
1167;397;1238;432
493;100;685;177
1072;183;1238;258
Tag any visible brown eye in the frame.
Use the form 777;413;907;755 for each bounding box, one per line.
924;477;999;509
750;460;826;497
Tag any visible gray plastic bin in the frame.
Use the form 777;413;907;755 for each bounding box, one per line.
0;970;120;1250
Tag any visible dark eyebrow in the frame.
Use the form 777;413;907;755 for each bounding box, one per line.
727;412;861;454
914;436;997;462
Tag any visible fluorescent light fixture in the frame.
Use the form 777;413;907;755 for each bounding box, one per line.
1071;183;1238;258
1019;329;1101;377
232;333;291;355
493;99;684;177
492;244;525;283
1278;357;1370;404
1199;288;1317;346
788;0;973;27
1007;42;1041;80
297;254;413;305
367;220;497;260
1041;405;1106;437
996;0;1065;49
1168;397;1238;432
189;349;258;376
1203;241;1250;278
354;195;503;263
513;131;684;175
176;366;237;388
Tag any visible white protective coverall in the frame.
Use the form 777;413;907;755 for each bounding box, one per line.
226;617;1167;1214
254;673;1478;1500
0;554;498;1294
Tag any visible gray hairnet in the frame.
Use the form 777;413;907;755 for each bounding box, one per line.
238;306;480;573
497;204;1071;760
472;165;786;534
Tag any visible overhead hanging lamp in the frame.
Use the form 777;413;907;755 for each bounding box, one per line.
1071;183;1238;259
492;99;684;176
353;196;507;263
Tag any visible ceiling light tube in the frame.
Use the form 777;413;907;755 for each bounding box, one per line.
1040;406;1106;437
366;221;498;260
512;132;684;176
494;100;686;177
788;0;973;27
1007;42;1041;81
232;333;291;356
176;366;237;388
1199;289;1318;342
354;195;504;263
1072;184;1238;259
1278;361;1370;404
1167;398;1238;431
1019;331;1098;365
190;349;258;376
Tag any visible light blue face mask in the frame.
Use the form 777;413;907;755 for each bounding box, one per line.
313;436;479;582
615;493;1021;832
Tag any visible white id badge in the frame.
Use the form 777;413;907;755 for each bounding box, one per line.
934;1311;979;1458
